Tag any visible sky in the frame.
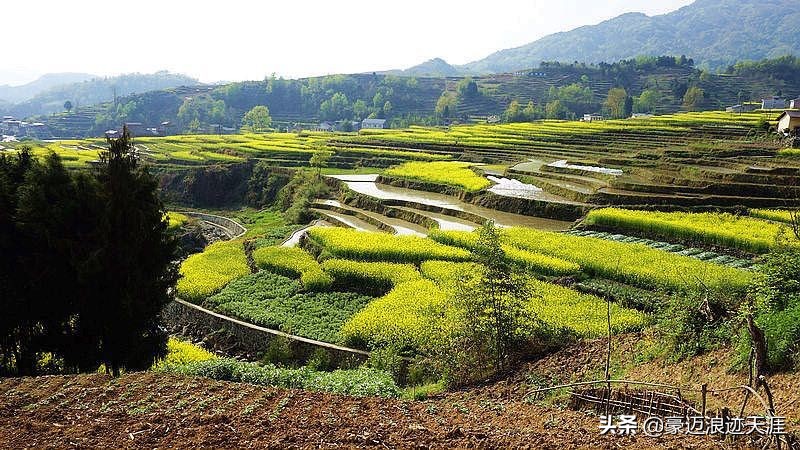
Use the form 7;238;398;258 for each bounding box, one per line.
1;0;695;86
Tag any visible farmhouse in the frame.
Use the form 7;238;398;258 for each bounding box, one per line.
583;114;604;122
762;96;787;110
791;97;800;109
361;118;387;129
777;110;800;134
725;103;758;113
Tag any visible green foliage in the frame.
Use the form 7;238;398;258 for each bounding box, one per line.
277;169;330;224
0;131;179;376
743;248;800;371
384;161;490;192
658;291;735;359
241;105;272;132
307;227;472;264
177;240;250;301
156;358;400;398
206;271;371;343
585;207;785;253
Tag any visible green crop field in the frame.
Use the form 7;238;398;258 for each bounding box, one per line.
585;208;786;253
383;161;491;192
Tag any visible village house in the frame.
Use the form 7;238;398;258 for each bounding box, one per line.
777;110;800;135
582;113;604;122
361;118;387;129
314;122;334;132
762;96;787;110
791;98;800;109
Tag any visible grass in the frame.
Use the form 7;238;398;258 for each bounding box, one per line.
383;161;491;192
585;207;784;253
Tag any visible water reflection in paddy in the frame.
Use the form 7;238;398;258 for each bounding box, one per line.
329;174;573;231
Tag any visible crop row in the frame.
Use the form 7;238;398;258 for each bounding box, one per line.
206;271;372;343
306;227;471;263
501;227;752;294
584;208;783;253
177;240;251;301
427;229;581;276
383;161;491;192
253;246;332;291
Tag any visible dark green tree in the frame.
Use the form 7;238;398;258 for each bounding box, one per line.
76;127;179;375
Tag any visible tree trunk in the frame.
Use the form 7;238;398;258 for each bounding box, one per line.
746;313;768;379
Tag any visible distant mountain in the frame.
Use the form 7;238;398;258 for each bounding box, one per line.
404;0;800;75
384;58;467;77
2;71;200;118
0;73;96;103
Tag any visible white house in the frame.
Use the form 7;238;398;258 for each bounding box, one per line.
583;114;604;122
777;110;800;134
361;118;387;129
762;96;787;110
791;98;800;109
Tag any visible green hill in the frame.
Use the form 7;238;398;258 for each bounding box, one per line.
455;0;800;73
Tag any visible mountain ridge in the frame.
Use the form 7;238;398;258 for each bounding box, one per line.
400;0;799;75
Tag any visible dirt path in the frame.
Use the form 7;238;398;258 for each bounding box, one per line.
0;372;722;449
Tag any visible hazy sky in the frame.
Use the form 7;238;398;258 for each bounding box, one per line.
1;0;695;85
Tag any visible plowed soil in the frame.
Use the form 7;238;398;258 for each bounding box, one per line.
1;334;794;449
0;373;726;449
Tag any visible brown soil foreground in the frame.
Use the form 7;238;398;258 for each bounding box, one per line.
0;371;732;449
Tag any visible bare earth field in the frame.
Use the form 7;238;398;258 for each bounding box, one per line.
0;371;716;449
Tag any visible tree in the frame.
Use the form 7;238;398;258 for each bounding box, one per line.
64;100;73;113
74;127;179;375
545;100;567;119
604;88;628;119
427;222;541;386
352;99;368;120
242;105;272;133
0;130;178;376
503;100;522;122
634;89;660;113
456;77;479;99
683;86;705;111
435;91;456;119
309;151;332;178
